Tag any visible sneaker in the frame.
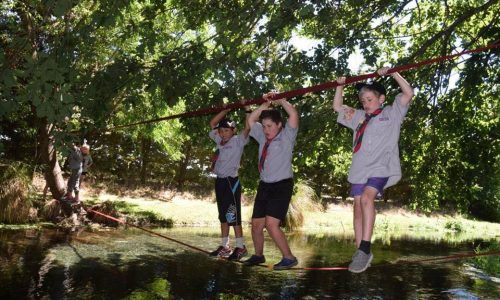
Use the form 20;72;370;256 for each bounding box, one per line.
348;250;373;273
352;249;362;260
209;246;232;258
227;246;247;261
243;255;266;266
273;257;298;270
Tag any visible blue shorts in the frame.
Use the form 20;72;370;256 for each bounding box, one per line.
350;177;389;197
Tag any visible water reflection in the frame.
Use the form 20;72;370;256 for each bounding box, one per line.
0;227;498;299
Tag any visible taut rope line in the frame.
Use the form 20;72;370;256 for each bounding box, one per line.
108;43;499;131
86;207;500;272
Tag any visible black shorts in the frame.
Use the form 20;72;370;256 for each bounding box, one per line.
252;178;293;222
215;177;242;226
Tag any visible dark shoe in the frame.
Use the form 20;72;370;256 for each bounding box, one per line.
273;257;298;270
348;250;373;273
227;246;247;261
243;255;265;266
209;246;232;258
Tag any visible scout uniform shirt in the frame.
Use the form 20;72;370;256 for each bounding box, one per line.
250;122;298;183
67;148;84;171
83;155;93;172
209;130;249;178
337;93;409;189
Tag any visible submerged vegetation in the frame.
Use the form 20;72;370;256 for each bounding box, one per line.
469;241;500;277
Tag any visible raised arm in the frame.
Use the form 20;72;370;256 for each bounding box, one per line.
209;105;231;129
378;67;414;106
247;99;272;129
242;100;251;138
271;96;299;129
333;77;346;112
333;77;355;120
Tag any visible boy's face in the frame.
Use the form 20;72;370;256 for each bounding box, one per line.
218;127;235;141
81;147;89;155
262;118;282;140
359;90;385;113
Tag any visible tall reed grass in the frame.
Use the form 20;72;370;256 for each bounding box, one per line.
0;162;35;224
284;181;323;231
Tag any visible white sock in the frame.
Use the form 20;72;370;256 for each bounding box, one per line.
221;236;229;247
235;237;245;248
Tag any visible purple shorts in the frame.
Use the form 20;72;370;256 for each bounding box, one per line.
350;177;389;197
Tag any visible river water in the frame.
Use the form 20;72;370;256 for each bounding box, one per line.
0;227;498;299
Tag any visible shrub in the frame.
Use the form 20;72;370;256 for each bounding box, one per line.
0;162;35;224
284;181;323;231
444;220;463;232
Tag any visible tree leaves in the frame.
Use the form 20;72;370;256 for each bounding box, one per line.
1;0;498;220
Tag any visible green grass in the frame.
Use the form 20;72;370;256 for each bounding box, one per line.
468;241;500;277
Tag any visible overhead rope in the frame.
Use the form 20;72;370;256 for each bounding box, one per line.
85;206;500;271
109;42;499;130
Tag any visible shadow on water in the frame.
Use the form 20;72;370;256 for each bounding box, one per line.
0;227;498;299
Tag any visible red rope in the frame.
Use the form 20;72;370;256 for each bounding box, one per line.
87;208;210;254
110;42;500;130
86;207;499;272
396;249;500;264
293;249;500;271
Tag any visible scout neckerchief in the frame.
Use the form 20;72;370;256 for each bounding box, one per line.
353;108;383;153
211;138;229;171
258;129;281;173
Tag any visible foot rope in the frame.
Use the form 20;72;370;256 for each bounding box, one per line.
84;206;500;271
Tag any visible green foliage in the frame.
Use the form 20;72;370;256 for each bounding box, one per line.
219;294;244;300
126;278;172;300
0;161;35;224
444;220;464;233
469;241;500;277
1;0;498;220
132;210;174;228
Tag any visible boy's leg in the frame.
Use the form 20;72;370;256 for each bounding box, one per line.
66;170;78;198
73;174;81;202
228;225;247;260
233;225;243;238
79;174;86;189
220;222;230;242
353;196;362;248
230;177;244;240
210;178;232;256
349;178;387;273
360;186;378;242
265;216;294;259
251;218;265;256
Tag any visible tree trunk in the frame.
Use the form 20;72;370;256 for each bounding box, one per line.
38;120;65;199
17;3;64;198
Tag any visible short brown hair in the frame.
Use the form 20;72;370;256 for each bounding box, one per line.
259;109;283;125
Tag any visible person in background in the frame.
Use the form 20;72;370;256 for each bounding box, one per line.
79;142;93;190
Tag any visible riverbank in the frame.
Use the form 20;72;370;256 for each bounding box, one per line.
81;187;499;243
